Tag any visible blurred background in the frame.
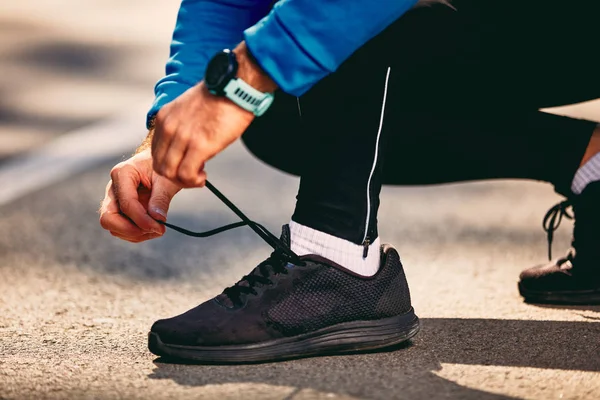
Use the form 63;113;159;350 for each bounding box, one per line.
0;0;600;163
0;0;177;162
1;0;599;163
1;1;599;399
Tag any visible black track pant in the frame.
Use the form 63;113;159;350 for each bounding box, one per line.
242;0;600;246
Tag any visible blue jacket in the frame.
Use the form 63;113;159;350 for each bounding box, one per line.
147;0;418;127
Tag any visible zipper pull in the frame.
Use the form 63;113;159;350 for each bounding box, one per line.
362;237;370;258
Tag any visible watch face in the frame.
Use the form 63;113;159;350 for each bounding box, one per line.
205;50;237;93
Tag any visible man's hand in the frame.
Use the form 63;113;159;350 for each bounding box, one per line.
151;41;277;188
151;83;254;187
99;149;182;243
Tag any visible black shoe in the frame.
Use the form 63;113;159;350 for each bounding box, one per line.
148;225;420;364
519;182;600;304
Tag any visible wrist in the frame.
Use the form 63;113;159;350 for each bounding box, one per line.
232;42;277;93
198;82;255;121
135;121;155;155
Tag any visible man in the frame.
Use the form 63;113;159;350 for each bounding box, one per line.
99;0;600;363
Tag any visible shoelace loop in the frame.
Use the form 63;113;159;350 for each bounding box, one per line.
542;200;573;260
156;179;305;262
222;248;290;305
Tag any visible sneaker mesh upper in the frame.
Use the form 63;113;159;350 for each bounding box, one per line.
266;248;411;335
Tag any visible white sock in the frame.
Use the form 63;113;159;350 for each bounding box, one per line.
289;220;381;276
571;151;600;195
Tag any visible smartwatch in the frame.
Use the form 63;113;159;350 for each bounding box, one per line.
205;49;274;117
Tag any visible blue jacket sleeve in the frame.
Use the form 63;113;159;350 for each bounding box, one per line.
148;0;419;127
244;0;419;96
147;0;272;128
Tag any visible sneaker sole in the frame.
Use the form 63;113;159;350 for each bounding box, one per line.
148;308;420;364
518;283;600;305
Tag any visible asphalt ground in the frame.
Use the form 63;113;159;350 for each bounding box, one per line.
1;1;600;399
1;138;600;399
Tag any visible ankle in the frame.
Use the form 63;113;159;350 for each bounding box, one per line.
289;221;381;276
580;124;600;167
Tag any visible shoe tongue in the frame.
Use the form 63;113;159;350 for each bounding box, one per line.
280;224;291;248
234;225;290;289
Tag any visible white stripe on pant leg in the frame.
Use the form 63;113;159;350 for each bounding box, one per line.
362;67;392;245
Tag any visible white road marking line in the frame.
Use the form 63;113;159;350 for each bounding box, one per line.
0;103;148;206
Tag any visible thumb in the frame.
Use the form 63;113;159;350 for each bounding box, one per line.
148;178;181;222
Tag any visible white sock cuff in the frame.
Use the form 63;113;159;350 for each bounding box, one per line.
289;221;381;276
289;221;378;256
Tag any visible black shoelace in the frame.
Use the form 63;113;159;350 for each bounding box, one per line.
155;180;305;302
162;185;576;265
222;249;291;305
543;199;573;260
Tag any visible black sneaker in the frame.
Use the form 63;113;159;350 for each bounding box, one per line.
519;182;600;304
148;225;420;364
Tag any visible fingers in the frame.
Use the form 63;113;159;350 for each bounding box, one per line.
100;180;119;214
110;231;163;243
154;137;208;188
100;152;178;243
150;83;252;186
109;165;163;234
160;126;191;181
147;176;182;222
177;146;207;187
103;214;150;238
153;114;205;187
99;183;151;238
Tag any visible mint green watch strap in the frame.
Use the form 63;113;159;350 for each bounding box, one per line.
223;78;274;117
